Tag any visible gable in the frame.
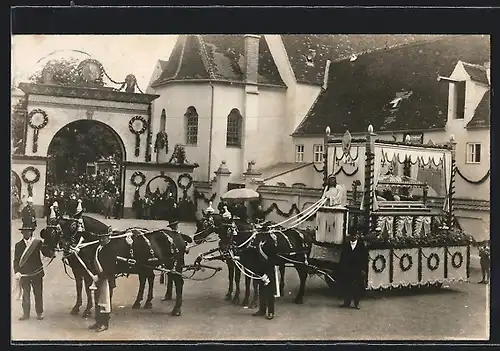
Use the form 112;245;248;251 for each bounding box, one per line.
294;35;490;136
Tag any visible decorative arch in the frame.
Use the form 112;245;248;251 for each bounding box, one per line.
47;119;127;161
184;106;199;145
146;175;178;200
226;108;243;147
45;119;127;217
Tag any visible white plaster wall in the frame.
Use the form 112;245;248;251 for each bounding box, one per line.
150;83;213;182
211;84;245;183
255;87;287;169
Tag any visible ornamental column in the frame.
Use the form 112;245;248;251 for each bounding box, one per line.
447;135;457;228
212;160;231;210
364;124;376;234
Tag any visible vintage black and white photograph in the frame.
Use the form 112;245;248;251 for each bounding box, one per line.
11;33;490;341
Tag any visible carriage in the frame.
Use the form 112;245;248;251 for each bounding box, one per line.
308;126;472;291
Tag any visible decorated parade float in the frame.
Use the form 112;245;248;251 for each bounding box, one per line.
310;125;472;290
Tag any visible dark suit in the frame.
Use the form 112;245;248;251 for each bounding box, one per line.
338;240;368;307
21;205;37;229
13;238;47;317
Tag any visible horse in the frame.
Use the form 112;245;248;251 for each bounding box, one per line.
41;215;192;316
249;224;314;305
193;213;259;308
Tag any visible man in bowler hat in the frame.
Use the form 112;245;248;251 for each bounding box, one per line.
338;232;368;309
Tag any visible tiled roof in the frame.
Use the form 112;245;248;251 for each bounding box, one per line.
467;90;490;129
462;62;489;84
281;35;441;85
294;35;490;136
152;35;285;87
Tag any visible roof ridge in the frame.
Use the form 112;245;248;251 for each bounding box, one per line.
197;35;215;80
293;87;326;135
172;35;188;81
461;61;487;70
329;35;452;64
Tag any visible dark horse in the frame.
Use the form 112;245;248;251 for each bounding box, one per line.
194;213;260;308
41;215;192;316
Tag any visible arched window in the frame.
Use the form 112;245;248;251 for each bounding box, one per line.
226;108;243;147
184;106;198;145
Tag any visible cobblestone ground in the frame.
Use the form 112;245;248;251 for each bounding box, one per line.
11;215;489;341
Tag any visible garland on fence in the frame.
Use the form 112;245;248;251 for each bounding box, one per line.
313;163;324;173
194;190;217;205
263;202;300;218
334;166;359;177
455;168;490;184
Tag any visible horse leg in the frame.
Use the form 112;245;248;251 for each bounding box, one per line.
232;266;241;304
132;273;147;309
279;264;286;295
82;275;93;318
250;278;260;309
225;261;234;300
294;263;308;305
143;271;154;309
70;273;83;315
242;276;251;307
171;274;184;316
162;273;173;301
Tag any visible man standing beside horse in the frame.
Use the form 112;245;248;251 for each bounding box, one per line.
88;227;117;332
14;200;52;321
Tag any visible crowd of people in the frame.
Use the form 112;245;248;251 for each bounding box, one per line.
45;168;122;219
132;188;196;222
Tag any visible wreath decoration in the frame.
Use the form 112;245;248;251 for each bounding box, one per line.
154;131;169;155
131;171;146;187
372;254;387;273
178;173;193;192
28;109;49;153
129;116;148;157
427;253;440;271
451;251;464;269
399;253;413;272
22;166;41;184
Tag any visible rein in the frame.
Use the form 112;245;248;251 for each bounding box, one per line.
18;256;56;278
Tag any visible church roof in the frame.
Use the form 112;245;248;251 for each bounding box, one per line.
151;35;285;87
293;35;490;136
281;35;441;85
467;90;490;129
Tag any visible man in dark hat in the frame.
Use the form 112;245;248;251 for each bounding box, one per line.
338;232;368;310
20;197;37;230
88;226;116;333
13;222;52;320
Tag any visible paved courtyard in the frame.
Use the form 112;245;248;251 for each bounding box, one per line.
11;215;489;341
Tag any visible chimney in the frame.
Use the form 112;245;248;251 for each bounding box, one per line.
244;35;261;84
484;61;490;86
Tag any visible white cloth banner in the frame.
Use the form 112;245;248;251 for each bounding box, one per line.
392;248;419;287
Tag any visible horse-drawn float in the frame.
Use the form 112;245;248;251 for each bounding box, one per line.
308;125;473;291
